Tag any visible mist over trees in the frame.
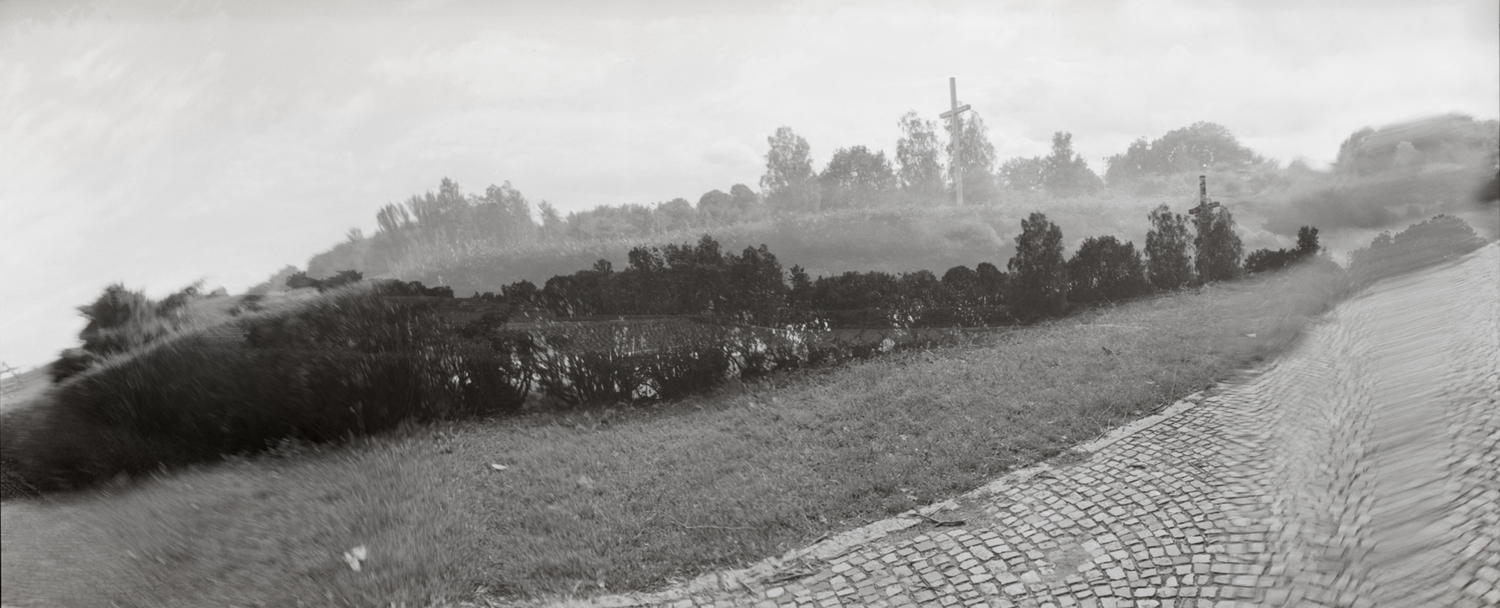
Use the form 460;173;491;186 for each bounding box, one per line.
1007;212;1068;318
284;108;1493;299
1192;204;1244;283
895;111;946;199
1144;205;1194;290
1104;122;1264;185
997;132;1103;197
761;126;820;213
818;145;896;210
949;112;1000;204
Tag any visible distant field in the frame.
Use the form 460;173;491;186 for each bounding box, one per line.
1;258;1348;607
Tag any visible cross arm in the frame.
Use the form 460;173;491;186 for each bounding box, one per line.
939;104;971;119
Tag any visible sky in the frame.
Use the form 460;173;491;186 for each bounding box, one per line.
2;0;1497;371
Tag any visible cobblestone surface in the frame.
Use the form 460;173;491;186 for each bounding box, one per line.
530;244;1500;608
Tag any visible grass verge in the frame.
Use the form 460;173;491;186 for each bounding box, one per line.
2;260;1344;606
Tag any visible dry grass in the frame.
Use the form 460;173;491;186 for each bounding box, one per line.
1;261;1342;606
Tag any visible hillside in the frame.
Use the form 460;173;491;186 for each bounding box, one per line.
287;116;1496;297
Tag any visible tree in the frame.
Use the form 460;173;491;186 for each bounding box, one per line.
973;262;1008;306
724;244;788;320
819;145;896;209
697;189;736;224
655;197;697;231
895;110;945;198
1144;204;1194;289
1067;236;1151;302
761;127;819;213
471;181;536;243
1104;122;1262;185
1192;204;1244;283
998;156;1046;192
1295;226;1320;257
949;112;999;204
1041;132;1103;197
1007;212;1068;318
537;201;564;234
788;265;813;309
729;184;760;215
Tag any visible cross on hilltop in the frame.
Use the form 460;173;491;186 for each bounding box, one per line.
939;77;971;206
1189;175;1222;218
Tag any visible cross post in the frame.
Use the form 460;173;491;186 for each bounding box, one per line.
939;77;971;206
1188;175;1221;219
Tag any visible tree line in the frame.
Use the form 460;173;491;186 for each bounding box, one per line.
442;201;1311;325
290;118;1274;283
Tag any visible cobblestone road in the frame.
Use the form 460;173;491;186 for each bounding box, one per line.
536;244;1499;608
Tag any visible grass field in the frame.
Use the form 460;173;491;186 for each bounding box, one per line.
2;261;1345;607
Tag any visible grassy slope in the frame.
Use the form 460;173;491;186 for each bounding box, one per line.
1;261;1341;607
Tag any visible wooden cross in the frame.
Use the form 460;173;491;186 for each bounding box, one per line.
1188;175;1221;218
939;77;971;206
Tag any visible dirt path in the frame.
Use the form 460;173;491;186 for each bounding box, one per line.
518;244;1499;608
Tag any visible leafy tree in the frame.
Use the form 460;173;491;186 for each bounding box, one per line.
537;201;564;234
1041;132;1104;197
1104;122;1262;185
1347;214;1487;280
948;112;999;204
1144;204;1194;289
1192;204;1244;283
788;265;813;309
697;189;736;224
998;156;1046;192
700;184;761;224
973;262;1008;306
1295;226;1320;257
896;110;945;198
819;145;896;209
729;184;760;214
941;265;978;301
724;245;788;320
1007;212;1068;318
1067;236;1151;302
376;203;412;234
761;127;820;213
472;181;536;242
655;197;697;231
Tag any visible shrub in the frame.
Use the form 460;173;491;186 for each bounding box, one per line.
1007;212;1068;318
5;287;530;494
1144;204;1194;290
285;269;365;292
1067;236;1152;302
1347;215;1489;285
1192;204;1244;283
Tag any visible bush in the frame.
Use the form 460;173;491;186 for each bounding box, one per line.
285;269;365;292
1144;205;1194;290
1007;212;1068;318
1067;236;1152;302
4;287;529;494
1244;248;1298;274
1347;215;1489;285
1192;204;1244;283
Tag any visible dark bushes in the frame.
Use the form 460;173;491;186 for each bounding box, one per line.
1246;226;1323;274
3;287;527;496
1007;212;1068;318
1067;236;1152;303
1346;215;1489;285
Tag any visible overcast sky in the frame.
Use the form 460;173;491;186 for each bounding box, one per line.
1;0;1496;371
